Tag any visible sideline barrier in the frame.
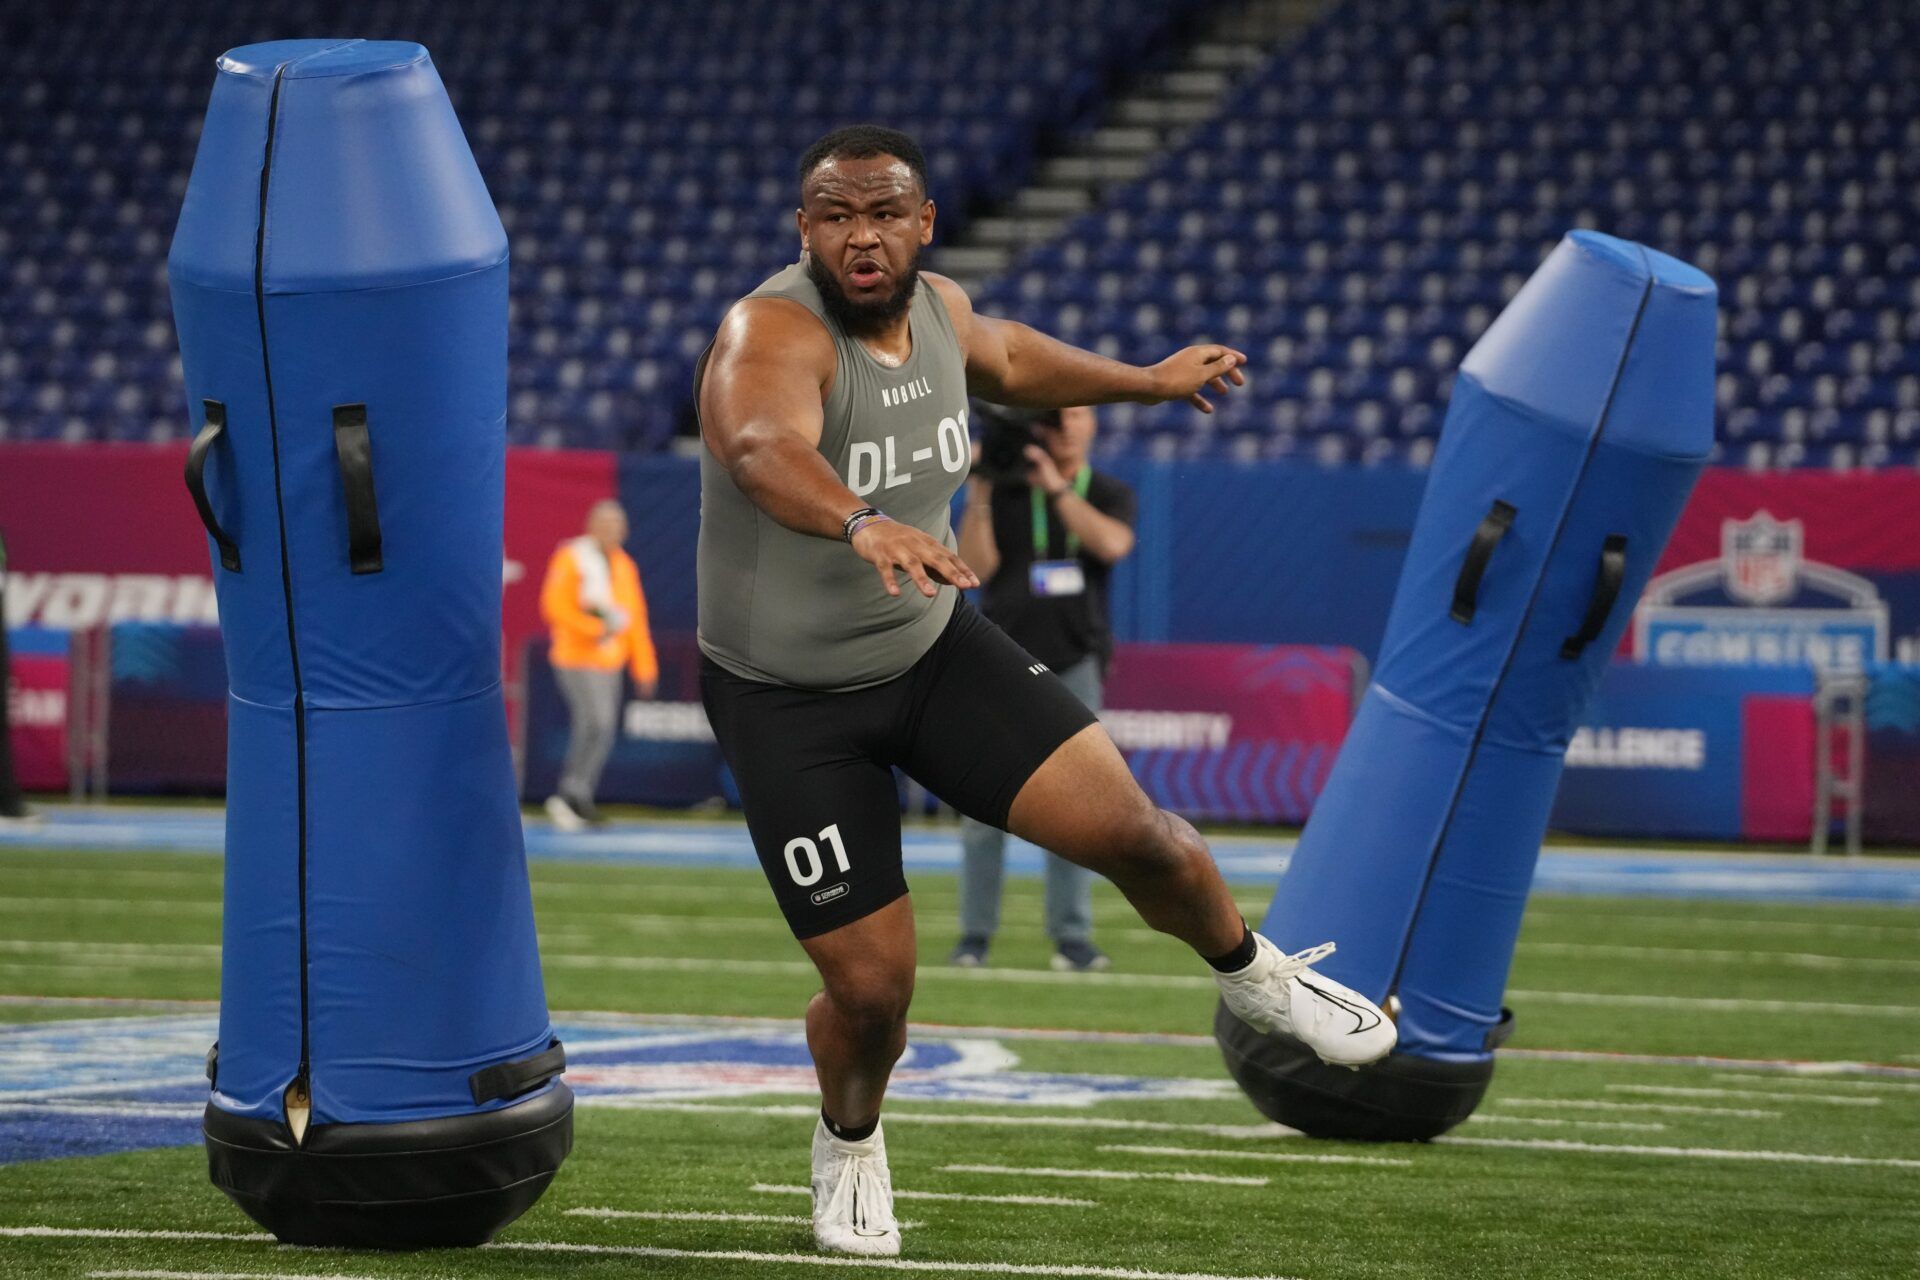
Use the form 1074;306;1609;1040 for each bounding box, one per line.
517;638;1364;824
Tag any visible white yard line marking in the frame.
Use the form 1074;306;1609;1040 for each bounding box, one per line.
940;1163;1268;1186
0;940;217;971
561;1010;1222;1049
1495;1048;1920;1077
488;1239;1302;1280
1519;941;1920;973
1465;1114;1667;1132
1495;1098;1780;1119
1605;1084;1881;1107
1;1101;201;1119
0;959;213;973
533;882;748;901
750;1182;1095;1208
565;1207;921;1229
0;897;220;914
532;880;1055;903
562;913;793;932
0;940;219;956
0;868;217;887
590;1100;1293;1139
0;1229;265;1242
1520;909;1920;939
1506;989;1920;1017
90;1272;383;1280
545;954;1219;989
1711;1072;1920;1093
1436;1136;1920;1169
554;1011;1920;1076
0;994;217;1011
0;1226;1305;1280
1096;1144;1411;1168
544;956;1920;1012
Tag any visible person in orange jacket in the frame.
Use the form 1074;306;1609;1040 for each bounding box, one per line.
539;500;657;831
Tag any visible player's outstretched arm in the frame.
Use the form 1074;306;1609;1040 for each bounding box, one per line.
699;298;978;599
927;274;1248;414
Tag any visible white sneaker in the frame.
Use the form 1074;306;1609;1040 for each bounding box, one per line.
544;794;586;834
810;1117;900;1257
1214;934;1397;1067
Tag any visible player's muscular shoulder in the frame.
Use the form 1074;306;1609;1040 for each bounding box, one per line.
701;297;837;456
710;296;836;393
923;272;976;353
923;271;1012;394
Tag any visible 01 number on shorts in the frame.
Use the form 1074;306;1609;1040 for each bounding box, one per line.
784;823;851;886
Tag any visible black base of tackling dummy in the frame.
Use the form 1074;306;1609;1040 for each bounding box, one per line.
1213;1000;1509;1141
204;1083;573;1249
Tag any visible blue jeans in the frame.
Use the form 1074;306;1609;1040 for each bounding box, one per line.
957;656;1102;946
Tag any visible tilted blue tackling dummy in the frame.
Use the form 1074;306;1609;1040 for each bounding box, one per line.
1216;232;1715;1139
168;41;570;1245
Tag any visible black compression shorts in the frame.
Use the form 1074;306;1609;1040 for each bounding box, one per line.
699;598;1100;939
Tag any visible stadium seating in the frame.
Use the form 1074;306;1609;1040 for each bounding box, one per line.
3;0;1916;467
0;0;1198;450
975;0;1920;468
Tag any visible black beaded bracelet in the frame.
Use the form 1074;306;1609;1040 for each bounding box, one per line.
842;506;889;542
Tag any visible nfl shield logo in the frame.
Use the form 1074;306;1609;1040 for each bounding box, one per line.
1721;512;1802;606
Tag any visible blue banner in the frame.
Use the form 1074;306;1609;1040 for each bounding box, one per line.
1550;663;1814;840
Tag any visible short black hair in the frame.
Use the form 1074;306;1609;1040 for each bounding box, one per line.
798;124;928;199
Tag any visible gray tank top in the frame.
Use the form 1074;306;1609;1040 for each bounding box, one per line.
696;260;972;690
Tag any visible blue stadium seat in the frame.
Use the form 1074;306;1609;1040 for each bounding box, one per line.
0;0;1199;446
2;0;1914;466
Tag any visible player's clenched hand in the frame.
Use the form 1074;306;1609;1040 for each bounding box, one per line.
850;520;980;598
1144;345;1249;414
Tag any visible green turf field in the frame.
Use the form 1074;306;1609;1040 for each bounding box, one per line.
2;843;1918;1279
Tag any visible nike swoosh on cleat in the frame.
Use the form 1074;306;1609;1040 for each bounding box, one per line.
1298;977;1384;1035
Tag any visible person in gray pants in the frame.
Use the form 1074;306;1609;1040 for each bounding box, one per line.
539;500;659;831
952;406;1136;972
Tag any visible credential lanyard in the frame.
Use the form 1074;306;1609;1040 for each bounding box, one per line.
1031;466;1092;558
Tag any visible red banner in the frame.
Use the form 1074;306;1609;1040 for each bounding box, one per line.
502;449;618;681
6;642;70;791
1102;643;1360;822
1658;471;1920;575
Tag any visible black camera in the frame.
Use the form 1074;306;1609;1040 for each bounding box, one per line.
972;404;1059;482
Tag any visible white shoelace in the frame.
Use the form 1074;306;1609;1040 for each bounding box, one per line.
1270;940;1337;981
822;1148;895;1236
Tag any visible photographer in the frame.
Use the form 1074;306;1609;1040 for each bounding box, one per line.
951;406;1136;972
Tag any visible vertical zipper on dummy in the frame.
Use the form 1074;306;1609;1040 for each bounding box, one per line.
253;63;313;1140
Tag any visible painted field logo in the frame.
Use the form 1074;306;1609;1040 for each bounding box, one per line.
0;1015;1236;1165
1636;511;1889;669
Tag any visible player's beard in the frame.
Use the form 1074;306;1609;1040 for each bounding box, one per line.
806;246;920;336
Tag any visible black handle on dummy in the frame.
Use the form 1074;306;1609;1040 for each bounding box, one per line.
1449;500;1517;624
331;403;384;575
469;1039;566;1104
184;399;241;572
1560;534;1629;659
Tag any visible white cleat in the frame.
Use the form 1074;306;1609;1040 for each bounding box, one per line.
544;794;586;834
1214;934;1397;1068
811;1117;901;1257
